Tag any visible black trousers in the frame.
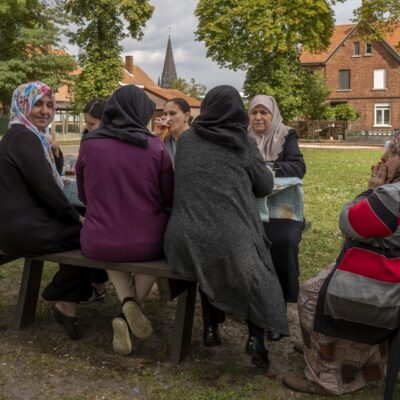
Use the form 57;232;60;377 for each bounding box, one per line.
263;219;304;303
41;228;92;303
199;289;264;341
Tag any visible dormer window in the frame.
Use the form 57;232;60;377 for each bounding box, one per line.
353;42;360;56
365;42;372;55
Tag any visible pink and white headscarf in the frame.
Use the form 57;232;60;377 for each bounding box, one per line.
9;81;63;188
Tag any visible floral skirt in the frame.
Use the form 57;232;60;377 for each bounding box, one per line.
298;263;387;395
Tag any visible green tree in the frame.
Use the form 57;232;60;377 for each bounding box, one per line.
169;77;206;100
354;0;400;45
301;71;331;120
0;0;76;110
243;53;305;120
195;0;345;119
64;0;154;110
331;103;358;121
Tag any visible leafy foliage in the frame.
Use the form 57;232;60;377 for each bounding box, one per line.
195;0;345;120
64;0;154;111
169;77;206;100
301;71;331;120
0;0;76;110
330;103;359;121
354;0;400;47
243;53;305;120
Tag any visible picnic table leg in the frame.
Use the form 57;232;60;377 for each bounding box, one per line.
170;282;197;364
12;258;44;329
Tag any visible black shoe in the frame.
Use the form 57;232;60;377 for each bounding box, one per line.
203;325;222;347
267;329;282;341
51;305;80;340
245;336;270;369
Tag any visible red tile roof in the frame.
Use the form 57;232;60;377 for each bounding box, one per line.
122;66;157;87
122;65;201;108
300;24;400;64
300;24;356;64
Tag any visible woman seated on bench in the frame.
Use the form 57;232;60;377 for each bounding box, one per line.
283;134;400;395
248;94;306;340
0;81;92;340
75;85;174;355
164;85;288;369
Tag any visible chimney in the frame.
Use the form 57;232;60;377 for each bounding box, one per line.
125;55;134;74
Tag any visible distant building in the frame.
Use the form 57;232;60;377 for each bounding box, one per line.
51;53;200;139
300;24;400;134
159;35;178;88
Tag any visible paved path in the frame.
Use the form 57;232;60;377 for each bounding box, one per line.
299;142;382;150
60;143;383;156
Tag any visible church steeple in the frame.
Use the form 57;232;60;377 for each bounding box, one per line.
160;32;177;88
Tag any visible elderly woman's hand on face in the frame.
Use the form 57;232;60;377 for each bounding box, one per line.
368;162;387;189
384;154;400;183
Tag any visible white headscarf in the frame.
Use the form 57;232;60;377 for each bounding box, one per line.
248;95;290;161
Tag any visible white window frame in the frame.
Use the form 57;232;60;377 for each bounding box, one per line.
365;42;372;55
373;69;387;90
374;103;391;127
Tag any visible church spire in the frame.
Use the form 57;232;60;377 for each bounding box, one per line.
160;31;177;88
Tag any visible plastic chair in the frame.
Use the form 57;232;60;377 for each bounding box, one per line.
384;327;400;399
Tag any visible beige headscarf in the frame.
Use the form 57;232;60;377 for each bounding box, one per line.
248;95;290;161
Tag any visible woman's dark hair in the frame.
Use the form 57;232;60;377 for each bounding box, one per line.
165;97;191;114
83;98;107;119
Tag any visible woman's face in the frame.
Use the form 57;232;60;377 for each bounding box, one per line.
163;102;189;136
84;113;101;132
27;94;54;131
249;105;272;135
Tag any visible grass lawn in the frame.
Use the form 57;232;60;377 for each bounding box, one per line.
2;147;397;400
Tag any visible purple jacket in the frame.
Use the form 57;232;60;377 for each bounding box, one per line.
76;136;174;262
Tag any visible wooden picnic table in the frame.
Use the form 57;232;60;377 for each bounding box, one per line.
0;249;197;364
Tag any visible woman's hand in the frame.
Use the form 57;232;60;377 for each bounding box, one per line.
368;162;387;189
153;117;168;136
47;136;60;158
384;154;400;183
79;215;85;225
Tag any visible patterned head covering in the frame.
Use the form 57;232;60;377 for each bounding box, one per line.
9;81;63;188
248;95;290;161
391;131;400;154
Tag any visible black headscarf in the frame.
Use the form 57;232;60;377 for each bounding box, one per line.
191;85;249;150
82;85;155;148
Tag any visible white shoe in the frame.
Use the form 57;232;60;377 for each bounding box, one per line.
112;317;132;355
122;300;153;339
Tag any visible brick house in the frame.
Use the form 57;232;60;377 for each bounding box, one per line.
300;24;400;134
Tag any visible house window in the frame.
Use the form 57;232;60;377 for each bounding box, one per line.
365;42;372;55
353;42;360;56
373;69;386;89
374;103;391;127
338;70;350;90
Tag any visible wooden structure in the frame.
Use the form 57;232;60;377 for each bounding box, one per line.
0;250;197;364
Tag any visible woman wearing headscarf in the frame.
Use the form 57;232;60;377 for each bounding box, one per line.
0;81;92;340
75;85;174;355
282;135;400;395
164;85;288;369
248;95;306;339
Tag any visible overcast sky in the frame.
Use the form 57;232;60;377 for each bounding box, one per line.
66;0;362;92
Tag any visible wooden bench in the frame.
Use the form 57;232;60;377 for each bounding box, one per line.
0;249;197;364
